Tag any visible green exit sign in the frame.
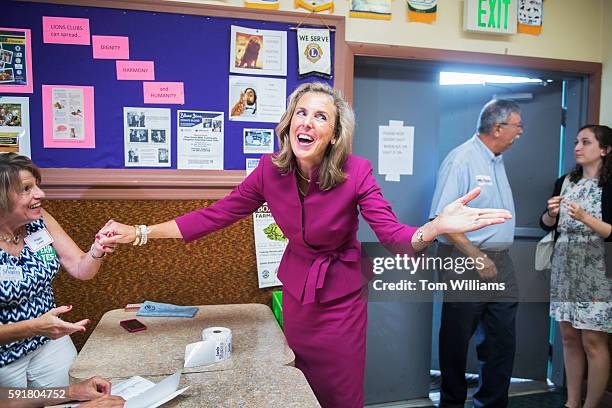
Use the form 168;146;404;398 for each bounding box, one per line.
464;0;517;34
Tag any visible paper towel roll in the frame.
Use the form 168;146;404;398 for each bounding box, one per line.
184;326;232;368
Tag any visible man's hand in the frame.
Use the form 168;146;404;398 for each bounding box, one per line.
475;254;497;280
68;376;111;401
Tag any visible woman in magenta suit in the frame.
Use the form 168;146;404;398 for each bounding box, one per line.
101;82;511;407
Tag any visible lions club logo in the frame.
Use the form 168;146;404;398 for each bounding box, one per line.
304;43;323;63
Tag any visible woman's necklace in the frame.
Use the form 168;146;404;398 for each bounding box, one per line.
0;228;23;245
297;182;307;197
296;168;311;183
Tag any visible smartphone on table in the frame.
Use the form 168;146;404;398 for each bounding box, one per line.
119;319;147;333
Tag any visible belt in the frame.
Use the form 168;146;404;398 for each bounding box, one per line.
302;248;360;304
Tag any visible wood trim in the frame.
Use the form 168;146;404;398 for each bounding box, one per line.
346;42;602;123
40;169;245;200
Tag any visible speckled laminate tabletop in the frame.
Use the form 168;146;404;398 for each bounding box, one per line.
110;367;320;408
70;304;295;381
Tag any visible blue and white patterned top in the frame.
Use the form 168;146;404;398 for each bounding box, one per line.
0;218;59;367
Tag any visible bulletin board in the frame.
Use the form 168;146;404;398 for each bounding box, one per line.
0;0;335;170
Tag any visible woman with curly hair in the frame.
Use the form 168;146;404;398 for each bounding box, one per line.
540;124;612;408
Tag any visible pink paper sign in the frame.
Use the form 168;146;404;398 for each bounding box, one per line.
143;82;185;105
0;27;33;94
116;61;155;80
92;35;129;59
42;16;90;45
42;85;96;148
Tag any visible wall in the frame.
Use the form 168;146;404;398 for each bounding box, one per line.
162;0;603;62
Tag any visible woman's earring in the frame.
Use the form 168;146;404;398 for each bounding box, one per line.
331;139;336;145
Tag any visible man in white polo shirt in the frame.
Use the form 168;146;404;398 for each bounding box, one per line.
430;99;523;408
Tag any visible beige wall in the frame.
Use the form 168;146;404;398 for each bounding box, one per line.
168;0;607;117
601;0;612;125
170;0;603;62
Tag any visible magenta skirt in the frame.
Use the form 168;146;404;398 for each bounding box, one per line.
282;287;368;408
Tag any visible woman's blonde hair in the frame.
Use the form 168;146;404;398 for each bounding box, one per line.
0;152;41;216
272;82;355;191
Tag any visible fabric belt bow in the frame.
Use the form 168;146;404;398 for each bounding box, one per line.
303;248;360;304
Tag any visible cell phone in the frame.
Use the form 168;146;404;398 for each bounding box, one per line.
119;319;147;333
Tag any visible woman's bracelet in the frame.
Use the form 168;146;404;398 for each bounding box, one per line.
132;225;149;246
90;243;106;260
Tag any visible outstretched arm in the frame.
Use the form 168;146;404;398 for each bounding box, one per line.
413;187;512;251
42;209;116;280
99;220;181;245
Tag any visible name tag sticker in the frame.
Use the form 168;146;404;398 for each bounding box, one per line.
24;229;54;252
0;265;23;281
475;175;493;186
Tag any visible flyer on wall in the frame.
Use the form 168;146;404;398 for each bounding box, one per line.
243;128;273;154
42;85;96;148
123;107;171;167
253;203;285;288
229;76;286;123
0;28;33;94
177;110;224;170
230;25;287;77
51;87;84;140
0;96;30;156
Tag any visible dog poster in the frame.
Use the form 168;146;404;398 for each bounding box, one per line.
230;25;287;77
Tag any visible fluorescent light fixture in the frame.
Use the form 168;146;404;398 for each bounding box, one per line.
440;72;544;86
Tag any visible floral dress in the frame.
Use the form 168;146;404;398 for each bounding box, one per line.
550;178;611;332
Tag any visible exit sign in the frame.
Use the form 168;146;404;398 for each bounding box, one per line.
464;0;517;34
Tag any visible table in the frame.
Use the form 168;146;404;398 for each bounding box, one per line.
70;304;295;380
115;367;320;407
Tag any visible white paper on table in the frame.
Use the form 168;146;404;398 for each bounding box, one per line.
184;340;218;368
117;371;188;408
378;124;414;176
46;372;188;408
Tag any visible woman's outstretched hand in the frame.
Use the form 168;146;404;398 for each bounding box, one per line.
436;187;513;235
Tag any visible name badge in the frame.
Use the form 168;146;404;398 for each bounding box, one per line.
475;175;493;186
24;229;54;252
0;265;24;281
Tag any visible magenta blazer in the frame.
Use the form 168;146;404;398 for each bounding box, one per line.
176;154;417;304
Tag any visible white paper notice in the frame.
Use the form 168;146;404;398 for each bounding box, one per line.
378;122;414;178
230;25;287;77
246;158;260;176
124;107;171;167
112;371;188;408
253;203;285;288
0;96;30;157
229;76;286;123
52;87;84;140
177;110;224;170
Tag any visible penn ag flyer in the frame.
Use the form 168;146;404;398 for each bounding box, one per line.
253;203;285;288
177;110;224;170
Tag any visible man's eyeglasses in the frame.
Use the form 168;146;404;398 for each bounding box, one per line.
499;122;524;130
